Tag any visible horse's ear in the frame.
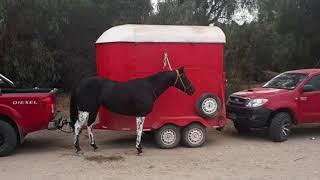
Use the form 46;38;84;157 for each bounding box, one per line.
178;66;185;73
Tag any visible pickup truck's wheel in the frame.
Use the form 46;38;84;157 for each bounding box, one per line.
234;122;251;134
0;121;17;156
155;125;181;149
182;123;207;147
269;112;292;142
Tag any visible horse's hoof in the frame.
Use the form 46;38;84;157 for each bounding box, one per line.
75;147;81;153
136;147;143;155
91;144;98;151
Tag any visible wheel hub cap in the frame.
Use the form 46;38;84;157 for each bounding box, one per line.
202;98;217;114
188;128;203;144
282;122;291;136
161;130;176;145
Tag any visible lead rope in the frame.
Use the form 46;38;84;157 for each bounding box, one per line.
163;53;172;70
57;118;74;133
163;53;187;92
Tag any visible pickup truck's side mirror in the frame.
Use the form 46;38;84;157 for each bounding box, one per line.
301;84;315;93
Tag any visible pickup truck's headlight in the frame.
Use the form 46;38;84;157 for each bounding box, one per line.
246;99;268;107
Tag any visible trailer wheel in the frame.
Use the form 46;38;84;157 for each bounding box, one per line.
196;93;221;118
182;123;207;147
269;112;292;142
0;120;17;156
154;125;181;149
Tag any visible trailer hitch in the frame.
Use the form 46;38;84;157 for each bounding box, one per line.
48;111;73;133
57;118;74;133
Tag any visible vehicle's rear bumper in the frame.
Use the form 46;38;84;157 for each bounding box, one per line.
226;104;272;128
48;111;63;130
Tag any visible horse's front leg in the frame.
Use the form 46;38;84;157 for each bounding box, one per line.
136;116;145;155
74;111;89;153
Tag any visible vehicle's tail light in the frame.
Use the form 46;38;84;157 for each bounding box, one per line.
41;96;54;114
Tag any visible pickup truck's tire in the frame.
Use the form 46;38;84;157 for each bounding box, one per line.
269;112;292;142
0;121;17;156
234;122;251;134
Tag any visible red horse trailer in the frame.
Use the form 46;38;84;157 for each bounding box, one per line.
95;24;226;148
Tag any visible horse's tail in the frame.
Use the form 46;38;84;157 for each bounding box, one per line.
69;89;78;131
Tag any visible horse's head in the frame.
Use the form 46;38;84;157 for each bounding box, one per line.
174;67;195;95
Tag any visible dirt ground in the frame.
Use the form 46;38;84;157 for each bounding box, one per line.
1;120;320;180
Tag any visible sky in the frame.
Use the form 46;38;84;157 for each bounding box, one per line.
151;0;158;5
150;0;158;11
149;0;256;25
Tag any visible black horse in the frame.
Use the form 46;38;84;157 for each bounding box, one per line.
69;67;195;154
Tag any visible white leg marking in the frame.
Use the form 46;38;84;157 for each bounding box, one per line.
136;116;145;149
73;111;89;145
87;124;95;145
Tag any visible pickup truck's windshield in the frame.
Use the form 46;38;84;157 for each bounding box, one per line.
263;73;308;90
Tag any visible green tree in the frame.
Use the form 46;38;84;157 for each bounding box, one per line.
225;0;320;94
0;0;152;90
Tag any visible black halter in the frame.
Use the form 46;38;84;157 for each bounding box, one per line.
174;70;187;92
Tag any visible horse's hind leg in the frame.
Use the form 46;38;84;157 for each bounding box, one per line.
87;110;98;151
87;123;97;150
136;116;145;155
74;111;89;153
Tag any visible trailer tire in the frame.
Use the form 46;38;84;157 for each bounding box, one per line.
269;112;292;142
182;123;207;147
154;125;181;149
196;93;221;118
0;120;17;156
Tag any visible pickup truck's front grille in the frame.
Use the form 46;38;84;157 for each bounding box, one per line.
228;96;249;107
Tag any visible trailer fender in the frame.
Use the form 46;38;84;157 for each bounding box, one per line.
151;116;210;130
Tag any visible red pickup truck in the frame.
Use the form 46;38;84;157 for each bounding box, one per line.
227;69;320;142
0;74;62;156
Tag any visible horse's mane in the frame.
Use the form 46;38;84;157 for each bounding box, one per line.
146;70;173;82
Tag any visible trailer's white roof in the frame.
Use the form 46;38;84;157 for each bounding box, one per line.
96;24;226;44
